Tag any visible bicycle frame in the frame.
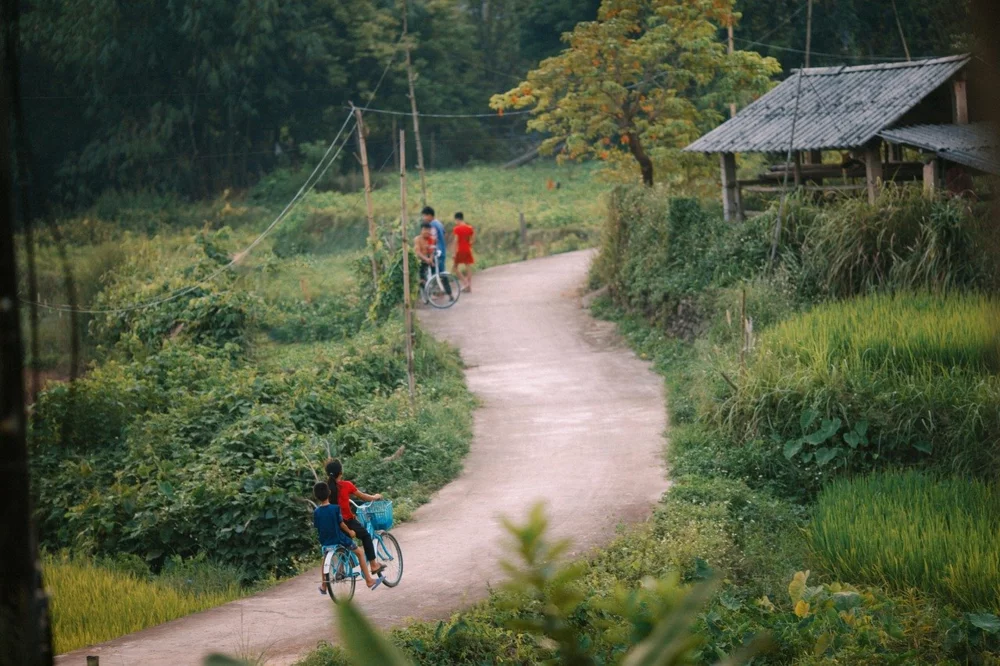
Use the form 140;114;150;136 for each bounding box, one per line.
335;500;397;580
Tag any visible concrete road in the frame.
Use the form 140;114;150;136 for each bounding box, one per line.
56;250;668;666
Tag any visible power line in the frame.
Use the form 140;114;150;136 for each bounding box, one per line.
735;37;920;63
22;34;406;314
24;112;358;314
358;106;531;118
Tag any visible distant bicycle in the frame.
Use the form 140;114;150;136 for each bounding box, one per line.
420;250;461;309
322;499;403;603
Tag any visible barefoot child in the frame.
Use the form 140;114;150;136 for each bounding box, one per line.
313;482;382;594
452;212;475;292
325;458;386;577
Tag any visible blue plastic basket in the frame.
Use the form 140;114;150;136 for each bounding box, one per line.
360;500;393;531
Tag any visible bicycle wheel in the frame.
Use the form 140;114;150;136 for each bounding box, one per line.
376;531;403;587
427;273;460;309
324;548;356;603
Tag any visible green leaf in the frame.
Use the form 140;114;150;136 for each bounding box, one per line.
968;613;1000;634
337;601;415;666
854;420;868;436
913;440;933;455
799;408;819;431
783;439;803;460
843;432;860;449
814;448;838;467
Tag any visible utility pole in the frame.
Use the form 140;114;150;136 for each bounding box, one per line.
401;0;428;207
0;0;53;661
399;130;416;409
728;14;737;118
352;103;379;283
804;0;813;68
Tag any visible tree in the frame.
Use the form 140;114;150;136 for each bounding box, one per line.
490;0;780;186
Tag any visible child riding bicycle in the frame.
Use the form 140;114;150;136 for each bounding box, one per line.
325;458;387;577
313;482;382;594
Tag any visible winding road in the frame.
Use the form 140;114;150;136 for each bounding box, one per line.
56;250;668;666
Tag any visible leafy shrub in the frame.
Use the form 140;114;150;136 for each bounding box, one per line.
773;187;998;299
811;471;1000;612
721;292;1000;485
30;320;474;581
271;205;369;258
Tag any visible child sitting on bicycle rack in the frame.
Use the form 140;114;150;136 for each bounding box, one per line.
313;481;382;594
325;458;386;577
414;222;436;290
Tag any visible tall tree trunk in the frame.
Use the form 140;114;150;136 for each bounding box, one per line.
1;0;53;662
627;132;654;186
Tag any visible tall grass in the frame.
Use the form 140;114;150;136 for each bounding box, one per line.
46;553;244;653
810;471;1000;612
723;292;1000;480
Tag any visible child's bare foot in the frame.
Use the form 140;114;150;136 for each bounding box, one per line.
367;577;383;590
318;584;327;595
370;562;386;576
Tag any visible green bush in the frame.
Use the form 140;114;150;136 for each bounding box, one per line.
811;471;1000;613
30;320;474;581
721;292;1000;486
773;187;998;299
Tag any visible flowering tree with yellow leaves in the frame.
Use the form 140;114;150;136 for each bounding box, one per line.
490;0;780;186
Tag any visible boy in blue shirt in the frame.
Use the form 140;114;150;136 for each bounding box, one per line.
314;482;382;594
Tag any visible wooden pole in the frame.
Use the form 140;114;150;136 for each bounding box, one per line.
739;286;747;371
720;153;739;222
352;104;379;282
399;130;416;408
401;0;428;207
890;0;911;61
804;0;813;68
392;116;399;170
728;15;737;118
519;211;528;260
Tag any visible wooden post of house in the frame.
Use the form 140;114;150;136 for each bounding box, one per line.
808;149;822;165
953;72;969;125
793;152;803;187
720;153;738;221
923;158;940;197
864;142;883;204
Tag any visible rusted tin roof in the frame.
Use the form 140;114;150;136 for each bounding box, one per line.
879;122;1000;175
685;55;970;154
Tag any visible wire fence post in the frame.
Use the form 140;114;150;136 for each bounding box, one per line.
401;0;428;207
519;211;527;260
352;103;379;283
399;130;416;410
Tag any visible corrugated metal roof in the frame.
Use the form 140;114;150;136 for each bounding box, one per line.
685;55;970;154
880;122;1000;175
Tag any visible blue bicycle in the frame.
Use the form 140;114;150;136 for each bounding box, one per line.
322;499;403;603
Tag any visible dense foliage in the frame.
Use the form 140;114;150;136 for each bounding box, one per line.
811;471;1000;613
29;230;474;583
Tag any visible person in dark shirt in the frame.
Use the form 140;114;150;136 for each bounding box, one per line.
313;482;381;594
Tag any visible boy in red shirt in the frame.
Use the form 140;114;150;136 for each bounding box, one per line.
325;458;387;577
452;212;475;292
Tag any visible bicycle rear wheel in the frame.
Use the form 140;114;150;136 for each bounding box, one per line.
376;531;403;587
324;548;356;603
427;273;460;309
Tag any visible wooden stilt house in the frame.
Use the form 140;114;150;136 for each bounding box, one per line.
684;55;1000;220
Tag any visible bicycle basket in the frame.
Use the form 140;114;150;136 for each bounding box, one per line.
360;500;393;531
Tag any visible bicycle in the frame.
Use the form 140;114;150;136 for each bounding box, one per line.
322;499;403;603
420;250;461;309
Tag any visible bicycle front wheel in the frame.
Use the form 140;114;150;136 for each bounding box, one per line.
427;273;460;309
376;531;404;587
324;548;356;603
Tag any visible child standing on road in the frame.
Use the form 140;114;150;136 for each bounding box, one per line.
414;222;436;290
313;482;381;594
325;458;386;577
451;212;475;292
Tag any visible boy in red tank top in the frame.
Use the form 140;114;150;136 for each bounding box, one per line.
451;212;475;292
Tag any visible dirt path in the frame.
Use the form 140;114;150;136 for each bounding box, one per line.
56;250;667;666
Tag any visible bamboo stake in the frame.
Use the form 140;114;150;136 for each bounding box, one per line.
401;0;428;207
728;15;737;118
399;130;416;408
352;103;379;282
